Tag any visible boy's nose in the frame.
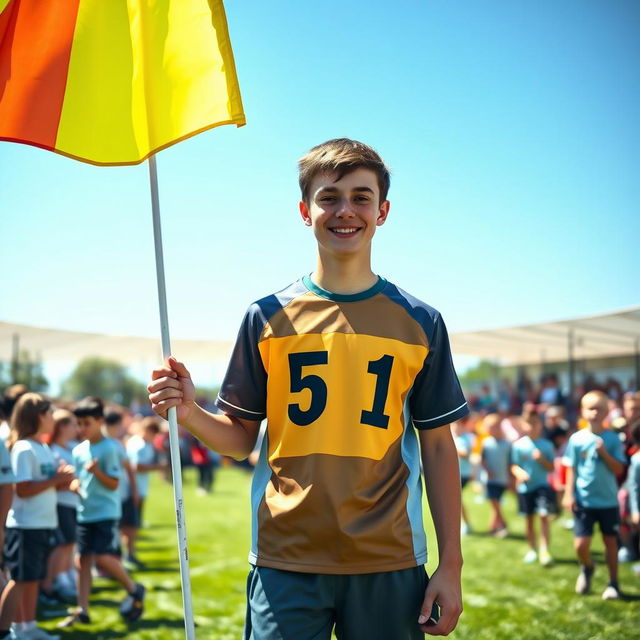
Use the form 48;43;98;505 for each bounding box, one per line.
336;199;355;217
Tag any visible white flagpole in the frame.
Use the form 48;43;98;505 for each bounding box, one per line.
148;154;196;640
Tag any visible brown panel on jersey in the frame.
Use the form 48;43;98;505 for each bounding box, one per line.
261;292;429;349
255;441;418;574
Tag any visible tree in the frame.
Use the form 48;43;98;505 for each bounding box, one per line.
0;350;48;392
61;357;147;406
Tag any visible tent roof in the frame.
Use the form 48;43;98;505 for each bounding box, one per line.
2;306;640;368
0;322;233;365
449;306;640;365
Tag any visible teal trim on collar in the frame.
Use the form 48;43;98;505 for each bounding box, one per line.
302;274;387;302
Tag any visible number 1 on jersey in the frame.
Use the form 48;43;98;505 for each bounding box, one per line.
360;355;394;429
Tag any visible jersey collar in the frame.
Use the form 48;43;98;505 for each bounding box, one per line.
302;274;387;302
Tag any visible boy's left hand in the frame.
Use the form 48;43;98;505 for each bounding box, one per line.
418;566;462;636
85;458;99;474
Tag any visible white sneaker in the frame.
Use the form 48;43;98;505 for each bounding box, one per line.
523;550;538;563
539;549;553;566
602;584;620;600
618;547;632;563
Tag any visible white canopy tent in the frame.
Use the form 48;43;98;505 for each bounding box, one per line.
2;306;640;385
0;321;233;365
450;306;640;366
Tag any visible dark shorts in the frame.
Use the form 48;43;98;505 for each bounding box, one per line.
4;528;56;582
486;482;507;501
120;497;144;528
244;565;430;640
517;486;558;516
461;476;471;489
573;504;620;538
77;519;121;557
56;504;77;545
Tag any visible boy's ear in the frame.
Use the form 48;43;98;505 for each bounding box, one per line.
376;200;390;227
299;201;312;226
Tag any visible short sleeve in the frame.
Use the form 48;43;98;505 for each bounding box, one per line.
12;444;35;483
216;305;268;421
409;314;468;430
103;443;122;479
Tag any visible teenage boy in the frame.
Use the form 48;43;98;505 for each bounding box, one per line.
59;397;145;627
562;391;626;599
148;139;468;638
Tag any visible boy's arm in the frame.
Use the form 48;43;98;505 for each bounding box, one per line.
594;437;625;476
124;459;139;504
148;358;261;459
532;447;554;472
562;465;575;511
16;469;74;498
85;459;119;491
418;426;463;636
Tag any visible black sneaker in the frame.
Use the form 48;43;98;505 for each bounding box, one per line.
57;608;91;628
120;583;146;622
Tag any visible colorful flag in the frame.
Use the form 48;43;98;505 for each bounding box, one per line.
0;0;245;165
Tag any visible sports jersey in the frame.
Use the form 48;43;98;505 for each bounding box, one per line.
481;436;511;485
511;436;554;493
126;435;156;498
73;437;122;523
562;428;625;508
111;437;130;500
7;439;57;529
51;442;80;508
216;276;468;574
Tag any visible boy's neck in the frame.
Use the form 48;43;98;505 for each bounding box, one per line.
312;255;377;295
88;432;104;444
586;422;604;434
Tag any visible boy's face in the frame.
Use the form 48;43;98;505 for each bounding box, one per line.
581;395;608;425
77;416;103;440
299;168;389;260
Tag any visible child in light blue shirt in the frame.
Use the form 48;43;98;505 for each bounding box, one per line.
481;414;511;537
511;406;555;566
562;391;626;600
59;397;145;629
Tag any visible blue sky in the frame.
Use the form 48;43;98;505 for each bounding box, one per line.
1;1;639;388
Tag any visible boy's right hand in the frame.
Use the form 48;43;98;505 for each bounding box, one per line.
562;493;574;512
148;356;196;423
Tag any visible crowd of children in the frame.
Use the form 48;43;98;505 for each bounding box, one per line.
454;388;640;600
0;385;168;640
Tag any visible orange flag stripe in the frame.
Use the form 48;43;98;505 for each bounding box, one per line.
0;0;80;150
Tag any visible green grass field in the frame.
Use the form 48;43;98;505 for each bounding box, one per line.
39;467;640;639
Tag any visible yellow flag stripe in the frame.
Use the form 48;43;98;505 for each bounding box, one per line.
55;0;244;165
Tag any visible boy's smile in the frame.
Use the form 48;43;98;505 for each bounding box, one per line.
300;168;389;258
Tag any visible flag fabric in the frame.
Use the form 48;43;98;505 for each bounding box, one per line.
0;0;245;166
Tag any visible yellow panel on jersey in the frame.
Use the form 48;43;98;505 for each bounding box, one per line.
258;332;427;461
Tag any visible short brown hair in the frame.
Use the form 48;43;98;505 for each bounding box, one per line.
298;138;390;204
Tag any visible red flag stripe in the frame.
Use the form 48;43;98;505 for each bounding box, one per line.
0;0;80;150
